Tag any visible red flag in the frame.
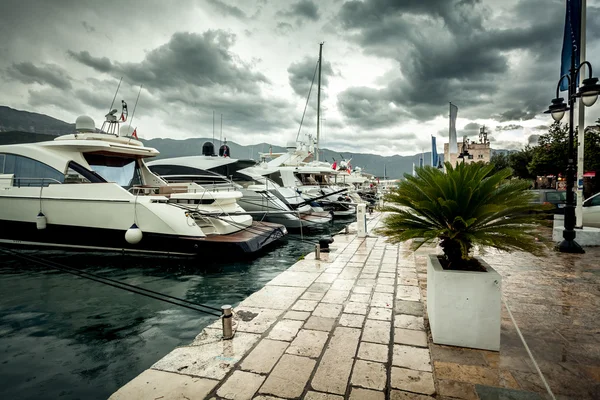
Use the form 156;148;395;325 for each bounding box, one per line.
132;128;138;139
332;161;337;170
120;113;126;122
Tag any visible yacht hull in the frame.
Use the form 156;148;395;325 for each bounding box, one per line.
0;220;286;257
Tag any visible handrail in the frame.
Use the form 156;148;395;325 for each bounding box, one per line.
0;176;63;187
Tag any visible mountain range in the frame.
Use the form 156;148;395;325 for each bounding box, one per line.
0;105;443;178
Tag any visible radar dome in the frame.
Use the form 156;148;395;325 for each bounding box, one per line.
75;115;95;133
202;141;215;156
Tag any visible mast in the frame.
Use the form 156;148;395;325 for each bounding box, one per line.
316;42;323;162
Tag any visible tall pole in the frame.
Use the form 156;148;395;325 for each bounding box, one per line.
560;45;585;253
316;42;323;162
220;114;223;147
576;0;587;228
212;111;215;144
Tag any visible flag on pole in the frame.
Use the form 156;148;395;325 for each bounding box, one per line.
560;0;582;91
132;128;138;139
431;136;438;167
449;103;458;154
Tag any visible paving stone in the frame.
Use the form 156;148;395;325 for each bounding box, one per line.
217;370;265;400
357;342;389;363
286;329;329;358
437;379;478;400
360;273;378;280
398;277;419;286
389;390;436;400
344;301;369;315
109;369;218;400
351;360;387;390
284;310;311;321
392;345;432;372
304;391;344;400
321;290;350;304
253;397;287;400
240;339;289;374
267;271;320;288
229;307;283;334
350;293;371;303
313;303;343;318
301;291;326;301
433;361;499;386
374;284;395;293
316;273;339;284
394;314;425;331
267;320;304;341
394;328;427;347
353;286;373;294
339;313;365;328
307;282;331;293
331;279;356;291
312;327;361;394
396;285;421;301
474;385;544;400
371;292;394;308
390;367;435;395
259;354;316;398
291;299;319;312
240;286;304;310
377;277;395;286
395;300;423;316
357;278;376;287
339;267;362;279
304;316;336;332
152;333;260;380
368;307;392;321
349;387;385;400
362;319;391;344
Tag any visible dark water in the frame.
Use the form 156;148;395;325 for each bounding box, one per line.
0;221;349;400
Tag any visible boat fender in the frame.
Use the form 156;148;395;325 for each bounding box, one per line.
36;212;47;230
125;223;143;244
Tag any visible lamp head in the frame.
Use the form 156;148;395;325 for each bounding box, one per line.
544;97;569;121
577;77;600;107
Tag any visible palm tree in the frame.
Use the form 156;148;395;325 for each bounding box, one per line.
378;162;547;270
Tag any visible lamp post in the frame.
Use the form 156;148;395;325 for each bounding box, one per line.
457;136;471;164
544;47;600;254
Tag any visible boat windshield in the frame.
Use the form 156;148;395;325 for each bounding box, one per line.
84;154;143;188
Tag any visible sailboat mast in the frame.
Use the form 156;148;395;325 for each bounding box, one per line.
316;42;323;162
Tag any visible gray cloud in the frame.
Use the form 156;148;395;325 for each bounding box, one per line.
496;124;523;131
275;22;293;35
287;56;334;97
528;134;540;145
464;122;480;130
279;0;320;21
69;31;269;94
337;86;407;128
81;21;95;33
6;62;72;90
206;0;247;19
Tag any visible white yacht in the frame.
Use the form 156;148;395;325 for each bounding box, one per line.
146;143;332;229
0;114;286;256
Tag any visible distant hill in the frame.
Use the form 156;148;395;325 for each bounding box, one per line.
0;106;74;135
0;105;442;178
142;137;441;179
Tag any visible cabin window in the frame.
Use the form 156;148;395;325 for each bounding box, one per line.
0;153;64;187
84;154;143;188
65;161;107;184
265;171;284;186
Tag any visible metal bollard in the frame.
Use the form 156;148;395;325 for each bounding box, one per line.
344;225;349;234
222;305;233;340
315;243;321;260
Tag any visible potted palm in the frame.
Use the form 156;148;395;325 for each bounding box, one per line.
378;162;546;351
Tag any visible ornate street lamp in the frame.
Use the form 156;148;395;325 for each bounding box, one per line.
544;53;600;253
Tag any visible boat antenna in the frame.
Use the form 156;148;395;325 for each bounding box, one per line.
108;77;123;114
220;114;223;147
316;41;324;162
127;84;143;131
212;111;215;145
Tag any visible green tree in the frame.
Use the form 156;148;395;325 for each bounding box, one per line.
528;122;569;178
509;146;536;180
490;153;511;175
378;163;547;270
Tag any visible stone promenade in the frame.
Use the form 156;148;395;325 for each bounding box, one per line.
110;213;600;400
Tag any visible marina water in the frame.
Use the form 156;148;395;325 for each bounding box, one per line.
0;221;349;400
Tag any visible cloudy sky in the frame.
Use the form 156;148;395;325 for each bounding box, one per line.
1;0;600;156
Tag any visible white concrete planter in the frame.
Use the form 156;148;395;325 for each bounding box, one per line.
427;255;502;351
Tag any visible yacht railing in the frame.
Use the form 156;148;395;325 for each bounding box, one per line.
0;176;63;188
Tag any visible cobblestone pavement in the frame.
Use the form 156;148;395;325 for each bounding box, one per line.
110;213;600;400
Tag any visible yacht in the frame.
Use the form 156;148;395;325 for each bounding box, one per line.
146;142;332;229
0;114;286;257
